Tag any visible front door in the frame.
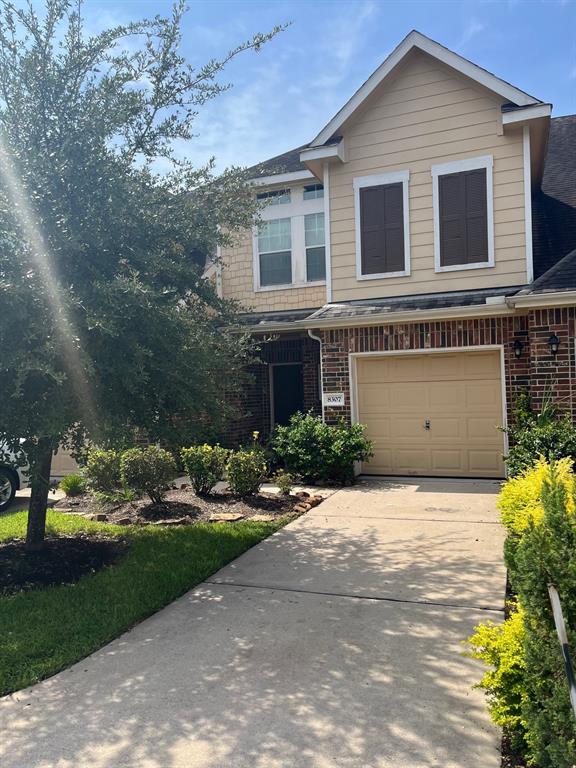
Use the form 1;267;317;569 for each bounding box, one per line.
272;364;304;427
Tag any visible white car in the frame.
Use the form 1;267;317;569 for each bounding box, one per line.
0;445;29;512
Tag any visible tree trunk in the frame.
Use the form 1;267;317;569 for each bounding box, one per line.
26;438;54;552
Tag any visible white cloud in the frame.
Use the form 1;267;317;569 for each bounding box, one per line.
459;18;486;48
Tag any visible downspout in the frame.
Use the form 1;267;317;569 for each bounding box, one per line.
307;328;325;422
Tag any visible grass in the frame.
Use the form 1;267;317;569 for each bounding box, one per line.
0;508;285;697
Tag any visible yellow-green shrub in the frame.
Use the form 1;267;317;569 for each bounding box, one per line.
181;444;228;496
468;605;527;736
498;457;575;536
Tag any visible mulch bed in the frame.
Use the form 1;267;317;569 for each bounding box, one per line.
54;486;317;526
0;535;128;594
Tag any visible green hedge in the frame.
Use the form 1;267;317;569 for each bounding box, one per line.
469;460;576;766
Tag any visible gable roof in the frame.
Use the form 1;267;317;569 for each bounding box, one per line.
246;145;308;179
310;30;542;147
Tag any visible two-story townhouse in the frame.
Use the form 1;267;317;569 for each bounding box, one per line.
216;30;576;480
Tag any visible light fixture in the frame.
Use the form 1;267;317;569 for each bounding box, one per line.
512;340;523;359
548;334;560;357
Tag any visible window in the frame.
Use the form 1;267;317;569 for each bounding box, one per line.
254;184;326;290
353;171;410;280
304;212;326;282
303;184;324;200
257;189;291;205
257;218;292;286
432;155;494;271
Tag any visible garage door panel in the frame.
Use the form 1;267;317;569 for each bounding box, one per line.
389;383;428;409
431;450;465;473
358;384;391;410
428;383;466;409
467;417;500;440
356;351;505;478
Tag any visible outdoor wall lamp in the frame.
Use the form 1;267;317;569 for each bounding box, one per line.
548;334;560;357
512;340;523;359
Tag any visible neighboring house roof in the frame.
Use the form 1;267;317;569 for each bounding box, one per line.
531;114;576;287
246;145;308;178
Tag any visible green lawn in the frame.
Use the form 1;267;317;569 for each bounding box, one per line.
0;509;284;697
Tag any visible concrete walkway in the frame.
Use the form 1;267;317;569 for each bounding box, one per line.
0;477;506;768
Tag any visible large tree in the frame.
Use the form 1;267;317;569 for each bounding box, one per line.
0;0;281;549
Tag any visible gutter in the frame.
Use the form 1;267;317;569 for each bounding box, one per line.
307;329;325;423
507;290;576;309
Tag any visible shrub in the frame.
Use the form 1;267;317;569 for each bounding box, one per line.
271;412;373;484
120;445;176;504
181;444;228;496
273;469;294;495
226;448;268;497
471;461;576;767
58;473;86;497
468;604;527;739
85;449;121;495
504;392;576;477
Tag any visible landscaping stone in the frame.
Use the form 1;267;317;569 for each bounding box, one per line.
115;517;133;526
295;491;310;499
84;513;108;522
249;514;275;522
308;496;324;507
152;517;193;526
209;513;245;522
293;504;309;513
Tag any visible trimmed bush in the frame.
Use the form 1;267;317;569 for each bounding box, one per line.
273;469;294;496
470;461;576;767
271;412;373;484
58;473;86;497
85;449;121;495
505;392;576;477
468;604;527;740
181;444;228;496
226;448;267;497
120;445;176;504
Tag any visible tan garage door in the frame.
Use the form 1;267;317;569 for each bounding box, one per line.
356;350;505;478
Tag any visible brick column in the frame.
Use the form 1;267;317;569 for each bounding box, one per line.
527;308;574;418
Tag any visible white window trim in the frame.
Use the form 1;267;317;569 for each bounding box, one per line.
253;184;326;292
353;170;411;281
431;155;495;273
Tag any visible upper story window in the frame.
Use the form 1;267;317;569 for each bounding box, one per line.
258;218;292;286
303;184;324;200
353;170;410;280
254;185;326;291
304;212;326;282
257;189;291;205
432;155;494;272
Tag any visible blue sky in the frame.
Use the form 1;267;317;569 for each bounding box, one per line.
79;0;576;171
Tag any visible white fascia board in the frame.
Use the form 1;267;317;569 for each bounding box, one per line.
249;170;315;187
509;290;576;308
311;30;540;147
502;103;552;125
300;142;345;164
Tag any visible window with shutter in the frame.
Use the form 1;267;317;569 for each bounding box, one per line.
359;182;406;276
433;159;493;271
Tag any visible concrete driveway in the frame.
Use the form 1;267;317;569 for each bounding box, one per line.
0;476;505;768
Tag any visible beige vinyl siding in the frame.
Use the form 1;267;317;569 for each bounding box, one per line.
220;229;326;312
330;49;528;301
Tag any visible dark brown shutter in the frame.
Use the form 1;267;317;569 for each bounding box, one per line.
360;182;405;275
439;168;488;267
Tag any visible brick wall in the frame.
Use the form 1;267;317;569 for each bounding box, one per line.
318;310;576;427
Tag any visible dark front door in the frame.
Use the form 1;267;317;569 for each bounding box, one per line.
272;364;304;427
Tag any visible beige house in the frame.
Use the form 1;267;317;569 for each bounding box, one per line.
215;31;576;479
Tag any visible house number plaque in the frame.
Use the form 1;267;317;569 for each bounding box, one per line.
323;392;345;407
